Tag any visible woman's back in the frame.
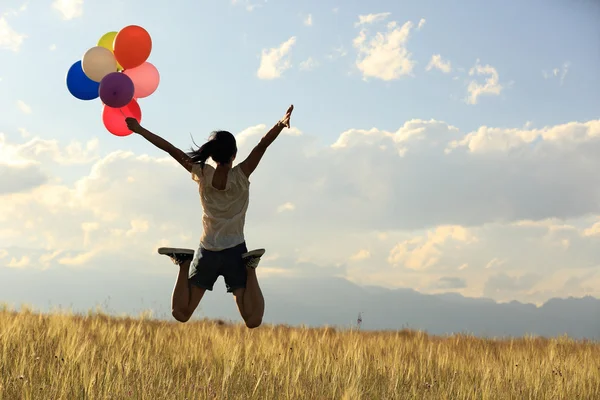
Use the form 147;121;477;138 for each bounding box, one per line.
192;163;250;251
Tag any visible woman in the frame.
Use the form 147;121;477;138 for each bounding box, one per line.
125;104;293;329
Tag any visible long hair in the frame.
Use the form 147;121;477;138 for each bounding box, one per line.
187;131;237;170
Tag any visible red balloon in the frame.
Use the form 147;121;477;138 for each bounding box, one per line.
113;25;152;70
102;98;142;137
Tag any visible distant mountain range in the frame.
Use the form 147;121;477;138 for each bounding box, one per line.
1;267;598;339
260;276;600;339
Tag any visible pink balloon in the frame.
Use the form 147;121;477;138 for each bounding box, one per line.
102;99;142;137
123;62;160;98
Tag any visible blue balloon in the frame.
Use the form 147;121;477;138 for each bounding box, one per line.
66;60;99;100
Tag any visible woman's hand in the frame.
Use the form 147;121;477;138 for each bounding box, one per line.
125;117;142;133
280;104;293;128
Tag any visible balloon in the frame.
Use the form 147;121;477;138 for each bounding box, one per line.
97;31;118;51
99;72;135;108
66;60;100;100
97;31;123;71
123;62;160;98
102;98;141;137
82;46;118;82
113;25;152;70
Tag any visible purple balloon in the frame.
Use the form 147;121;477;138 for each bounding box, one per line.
99;72;135;108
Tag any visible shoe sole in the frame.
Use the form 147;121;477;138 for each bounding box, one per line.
158;247;195;255
242;249;265;258
157;248;263;258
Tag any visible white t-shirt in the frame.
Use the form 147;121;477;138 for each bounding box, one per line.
191;163;250;251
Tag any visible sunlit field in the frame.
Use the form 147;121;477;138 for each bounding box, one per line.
1;307;598;399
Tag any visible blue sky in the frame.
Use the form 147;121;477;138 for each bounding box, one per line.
1;0;600;318
1;0;599;153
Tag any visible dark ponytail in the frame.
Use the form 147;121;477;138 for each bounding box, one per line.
188;131;238;170
189;140;214;170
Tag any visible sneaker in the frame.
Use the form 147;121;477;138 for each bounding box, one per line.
158;247;195;265
242;249;265;269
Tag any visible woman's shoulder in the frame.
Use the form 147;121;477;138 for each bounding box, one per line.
232;164;249;182
191;163;215;183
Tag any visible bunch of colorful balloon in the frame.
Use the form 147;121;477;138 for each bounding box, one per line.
65;25;159;136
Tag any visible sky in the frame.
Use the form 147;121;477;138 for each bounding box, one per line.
1;0;600;320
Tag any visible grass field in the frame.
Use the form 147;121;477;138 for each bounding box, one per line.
0;307;598;399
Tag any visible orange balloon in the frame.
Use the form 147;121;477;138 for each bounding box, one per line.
113;25;152;70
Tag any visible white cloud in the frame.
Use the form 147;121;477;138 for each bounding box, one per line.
447;119;600;153
355;12;391;27
388;225;476;270
303;14;313;26
426;54;452;73
332;119;456;156
0;133;34;166
543;68;559;80
3;3;28;17
232;0;263;12
417;18;426;30
0;132;100;195
49;44;57;51
7;256;30;268
582;220;600;237
465;59;503;104
234;124;268;147
353;18;417;81
58;250;98;266
18;128;30;138
52;0;83;20
350;249;371;261
377;232;389;241
560;63;570;84
234;123;301;148
17;100;32;114
299;57;319;71
15;137;100;165
257;36;296;80
0;17;26;52
332;127;394;149
511;219;577;233
277;202;296;213
543;62;570;85
39;250;63;269
3;117;600;304
485;257;506;269
0;163;47;195
326;46;347;60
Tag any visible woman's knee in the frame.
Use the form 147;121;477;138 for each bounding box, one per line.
172;308;192;323
245;316;262;329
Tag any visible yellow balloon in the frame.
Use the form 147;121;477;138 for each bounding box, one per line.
97;31;123;71
98;31;117;51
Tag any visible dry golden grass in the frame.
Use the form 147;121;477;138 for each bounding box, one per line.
0;306;598;399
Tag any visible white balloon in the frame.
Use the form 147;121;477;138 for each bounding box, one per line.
82;46;117;83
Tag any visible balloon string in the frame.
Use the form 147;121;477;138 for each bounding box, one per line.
119;108;126;118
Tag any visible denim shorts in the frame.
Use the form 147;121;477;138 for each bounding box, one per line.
188;242;248;293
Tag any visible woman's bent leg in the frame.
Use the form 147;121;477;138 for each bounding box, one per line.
171;259;206;322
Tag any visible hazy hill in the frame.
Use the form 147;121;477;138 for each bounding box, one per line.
1;267;598;339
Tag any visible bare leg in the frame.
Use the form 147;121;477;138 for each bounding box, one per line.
245;267;265;319
171;259;205;322
233;267;265;329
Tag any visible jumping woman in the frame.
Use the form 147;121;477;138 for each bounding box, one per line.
125;104;294;329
